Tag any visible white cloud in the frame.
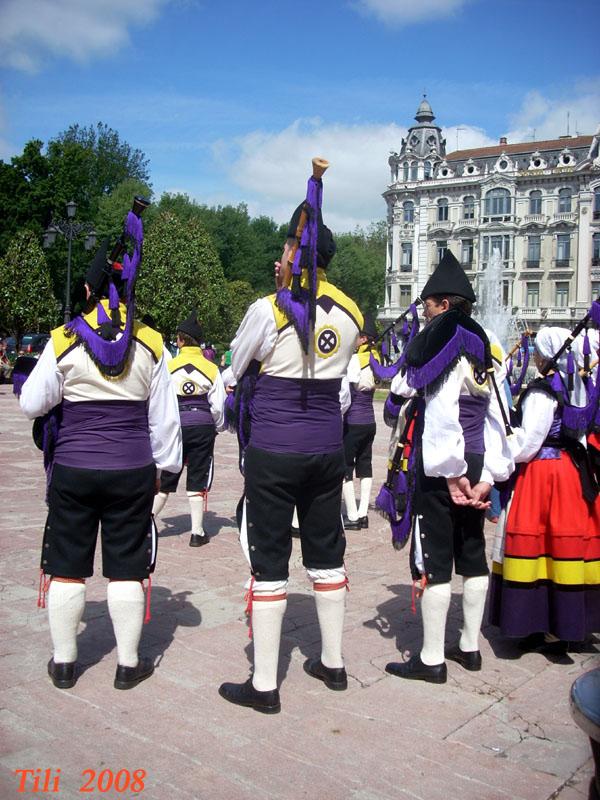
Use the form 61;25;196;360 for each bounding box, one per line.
212;118;494;230
352;0;470;26
0;0;168;73
505;83;600;143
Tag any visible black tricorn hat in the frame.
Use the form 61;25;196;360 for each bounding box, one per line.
360;312;378;340
287;204;337;267
177;310;203;344
421;250;476;304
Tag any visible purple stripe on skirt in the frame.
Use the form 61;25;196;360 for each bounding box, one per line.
54;399;153;470
488;572;600;642
250;374;343;454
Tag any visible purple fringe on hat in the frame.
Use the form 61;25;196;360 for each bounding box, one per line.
406;324;486;391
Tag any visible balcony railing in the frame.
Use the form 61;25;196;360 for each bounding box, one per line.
400;264;413;272
525;260;541;268
521;307;541;317
523;214;545;224
552;212;576;223
549;307;571;319
553;258;572;268
592;257;600;267
429;220;453;231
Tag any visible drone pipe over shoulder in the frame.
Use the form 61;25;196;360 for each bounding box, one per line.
108;195;151;266
541;298;600;377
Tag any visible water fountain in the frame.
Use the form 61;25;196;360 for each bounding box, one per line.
474;247;517;351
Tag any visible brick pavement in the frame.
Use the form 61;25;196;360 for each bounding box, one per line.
0;387;598;800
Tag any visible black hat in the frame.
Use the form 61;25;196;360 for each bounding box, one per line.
360;312;378;340
85;239;113;297
421;250;476;304
177;310;203;344
287;204;336;267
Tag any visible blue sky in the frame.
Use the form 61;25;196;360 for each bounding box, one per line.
1;0;599;229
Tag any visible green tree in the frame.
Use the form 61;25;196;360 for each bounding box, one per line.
223;280;261;345
328;221;386;316
136;212;227;344
0;230;58;348
95;178;153;245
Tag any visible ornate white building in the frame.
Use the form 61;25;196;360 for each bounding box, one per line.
380;97;600;330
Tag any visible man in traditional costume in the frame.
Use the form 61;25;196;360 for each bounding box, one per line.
152;311;225;546
20;202;181;691
219;166;363;713
383;251;512;683
488;324;600;653
342;313;379;530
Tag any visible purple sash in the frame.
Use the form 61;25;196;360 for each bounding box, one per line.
178;395;214;427
346;386;375;426
458;395;487;455
54;399;153;469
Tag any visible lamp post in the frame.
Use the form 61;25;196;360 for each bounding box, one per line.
43;200;96;323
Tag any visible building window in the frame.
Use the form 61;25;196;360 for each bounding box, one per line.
437;198;449;222
424;161;432;179
556;233;570;264
594;187;600;219
502;280;512;307
555;282;569;307
399;285;412;307
558;187;572;213
403;201;414;224
463;196;475;220
527;235;541;266
401;242;413;271
386;285;391;306
403;162;409;181
461;239;473;266
485;187;511;216
436;240;448;263
593;233;600;266
529;190;542;215
483;234;510;262
410;162;418;181
592;281;600;299
526;282;539;308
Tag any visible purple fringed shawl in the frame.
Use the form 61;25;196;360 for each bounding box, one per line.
275;175;322;354
64;211;143;377
406;323;487;391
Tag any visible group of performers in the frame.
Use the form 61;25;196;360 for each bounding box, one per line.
16;161;599;712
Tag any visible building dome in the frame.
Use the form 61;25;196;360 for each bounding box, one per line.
415;96;435;123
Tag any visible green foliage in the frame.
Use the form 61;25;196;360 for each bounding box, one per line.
223;280;261;346
0;230;58;345
95;178;154;244
136;212;228;344
327;221;386;317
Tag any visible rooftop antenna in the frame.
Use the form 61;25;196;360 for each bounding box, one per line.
456;126;465;151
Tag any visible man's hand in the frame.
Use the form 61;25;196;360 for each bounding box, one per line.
446;476;474;506
469;481;492;510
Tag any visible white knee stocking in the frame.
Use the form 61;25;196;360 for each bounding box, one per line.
107;581;145;668
460;575;489;652
342;480;358;521
357;477;372;518
251;597;287;692
187;491;205;535
314;586;346;669
420;582;451;666
152;491;168;517
48;580;86;663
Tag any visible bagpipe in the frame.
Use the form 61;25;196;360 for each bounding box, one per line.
368;300;422;381
505;330;532;397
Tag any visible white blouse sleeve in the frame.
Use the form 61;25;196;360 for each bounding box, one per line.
339;375;351;416
390;369;416;399
481;378;514;484
147;348;183;474
208;370;227;431
231;298;278;381
509;391;556;464
422;365;467;479
346;354;361;385
19;341;64;419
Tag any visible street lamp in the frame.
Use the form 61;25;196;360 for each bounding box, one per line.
43;200;97;323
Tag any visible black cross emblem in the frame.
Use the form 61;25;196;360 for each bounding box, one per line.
318;329;337;354
182;381;196;395
473;368;487;386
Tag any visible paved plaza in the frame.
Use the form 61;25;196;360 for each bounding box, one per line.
0;387;598;800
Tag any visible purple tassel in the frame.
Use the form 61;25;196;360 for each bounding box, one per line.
375;484;397;520
516;348;522;367
401;319;409;336
381;340;388;357
589;300;600;326
108;281;119;310
583;333;592;356
275;288;311;354
391;332;398;351
394;470;407;496
12;371;27;397
550;371;563;394
567;350;575;392
96;303;111;325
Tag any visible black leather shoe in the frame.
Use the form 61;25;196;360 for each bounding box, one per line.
359;516;369;529
218;678;281;714
303;658;348;691
189;533;210;547
446;646;482;671
343;516;361;530
114;657;154;690
47;658;76;689
385;654;447;684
